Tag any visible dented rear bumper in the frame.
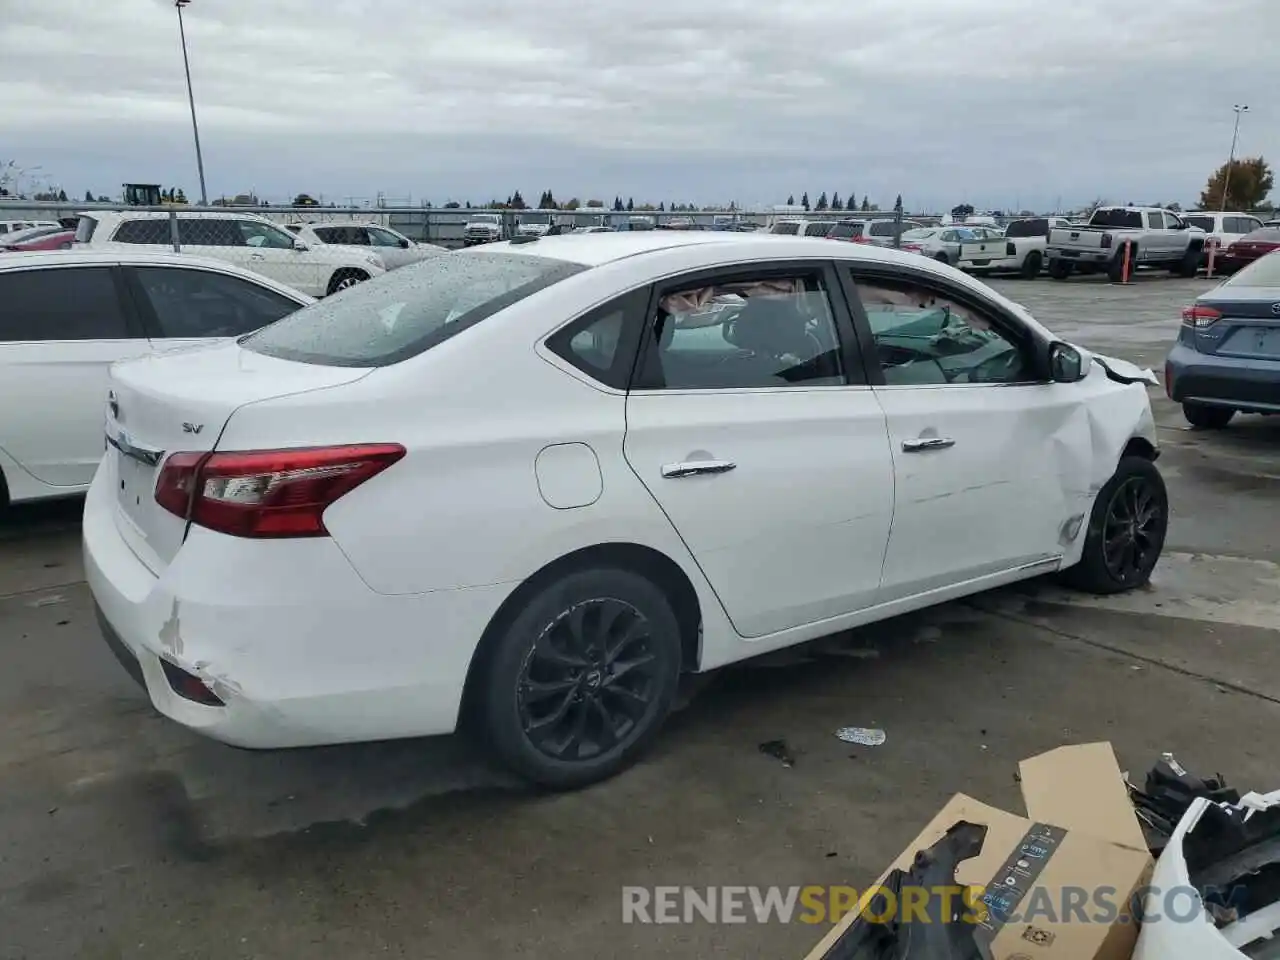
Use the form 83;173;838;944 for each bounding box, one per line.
82;460;509;749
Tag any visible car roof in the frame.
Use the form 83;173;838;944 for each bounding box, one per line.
78;209;272;222
0;249;314;300
463;231;971;270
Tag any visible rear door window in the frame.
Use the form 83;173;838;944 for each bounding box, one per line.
0;267;134;341
1184;215;1215;233
177;218;244;246
242;252;587;367
112;219;172;244
1004;219;1047;238
130;267;304;338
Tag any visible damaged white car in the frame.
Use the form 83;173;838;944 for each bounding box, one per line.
84;232;1167;788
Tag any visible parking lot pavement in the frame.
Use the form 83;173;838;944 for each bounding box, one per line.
2;276;1277;959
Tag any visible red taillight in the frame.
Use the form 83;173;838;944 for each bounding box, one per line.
901;243;923;253
156;444;405;538
1101;234;1113;249
1181;305;1222;328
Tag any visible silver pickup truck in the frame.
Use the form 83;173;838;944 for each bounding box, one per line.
1046;206;1205;281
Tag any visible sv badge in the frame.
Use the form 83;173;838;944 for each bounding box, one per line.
182;422;204;435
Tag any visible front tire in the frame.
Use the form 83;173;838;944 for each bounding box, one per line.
1060;456;1168;595
326;268;370;296
1183;402;1235;429
480;568;682;789
1020;250;1043;279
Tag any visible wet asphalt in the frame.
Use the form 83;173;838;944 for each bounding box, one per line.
1;273;1277;959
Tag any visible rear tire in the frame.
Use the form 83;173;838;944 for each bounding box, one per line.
1183;402;1235;429
479;567;682;789
1048;259;1072;280
1020;250;1043;279
934;251;951;265
1175;246;1201;278
326;268;370;296
1060;455;1168;595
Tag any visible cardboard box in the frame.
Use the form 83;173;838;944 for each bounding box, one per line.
804;743;1153;960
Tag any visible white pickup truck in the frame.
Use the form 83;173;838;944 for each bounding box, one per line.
957;217;1073;278
1045;206;1205;281
463;213;507;246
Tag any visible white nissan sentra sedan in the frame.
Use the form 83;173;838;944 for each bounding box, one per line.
84;231;1166;788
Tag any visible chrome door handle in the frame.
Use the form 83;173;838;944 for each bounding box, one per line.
249;253;266;261
902;437;955;453
661;460;737;479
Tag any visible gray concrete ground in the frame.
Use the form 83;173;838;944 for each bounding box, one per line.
1;274;1277;959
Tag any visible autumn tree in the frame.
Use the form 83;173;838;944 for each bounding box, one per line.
1199;156;1274;210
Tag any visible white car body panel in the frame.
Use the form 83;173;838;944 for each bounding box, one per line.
83;233;1161;749
0;252;312;505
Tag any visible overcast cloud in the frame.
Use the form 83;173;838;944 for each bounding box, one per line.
1;0;1276;211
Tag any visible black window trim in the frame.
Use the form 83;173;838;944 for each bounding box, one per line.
119;263;306;339
836;263;1054;388
630;259;868;393
0;264;144;342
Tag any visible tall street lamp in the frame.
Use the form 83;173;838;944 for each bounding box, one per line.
176;0;208;205
1220;104;1249;211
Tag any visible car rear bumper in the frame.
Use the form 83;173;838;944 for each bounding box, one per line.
960;255;1020;272
1165;341;1280;413
1047;248;1111;265
82;462;511;749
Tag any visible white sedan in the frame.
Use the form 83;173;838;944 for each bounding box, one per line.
84;232;1167;788
0;251;311;507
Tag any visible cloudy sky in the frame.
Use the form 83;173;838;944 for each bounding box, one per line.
2;0;1276;212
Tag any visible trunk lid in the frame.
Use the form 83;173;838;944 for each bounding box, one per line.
1193;287;1280;361
957;237;1010;266
105;341;372;573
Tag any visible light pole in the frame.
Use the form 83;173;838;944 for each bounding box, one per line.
1219;104;1249;211
175;0;208;205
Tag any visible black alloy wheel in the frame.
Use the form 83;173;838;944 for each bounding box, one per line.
1100;475;1163;588
1060;455;1168;595
518;598;660;762
479;567;682;789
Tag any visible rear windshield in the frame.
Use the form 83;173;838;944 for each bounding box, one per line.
241;252;587;367
75;215;98;243
805;221;836;235
1241;228;1280;243
1089;209;1144;228
1004;219;1047;238
770;222;801;235
1222;249;1280;287
828;222;865;238
1184;215;1215;233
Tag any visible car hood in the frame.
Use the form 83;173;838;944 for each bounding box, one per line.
1077;347;1159;386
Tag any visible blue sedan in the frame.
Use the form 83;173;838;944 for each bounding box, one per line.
1165;251;1280;428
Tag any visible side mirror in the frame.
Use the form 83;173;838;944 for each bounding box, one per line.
292;239;309;252
399;237;410;248
1048;342;1086;382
